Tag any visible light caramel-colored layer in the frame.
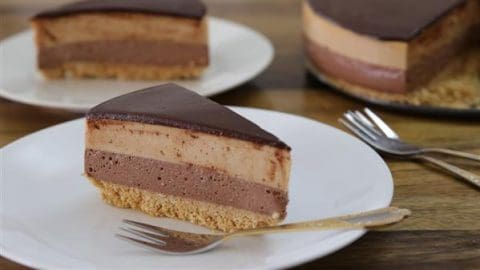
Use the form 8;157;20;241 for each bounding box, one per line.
32;12;208;48
86;119;291;190
41;62;206;80
89;177;279;232
302;1;407;70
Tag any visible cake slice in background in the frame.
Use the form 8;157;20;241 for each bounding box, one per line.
84;84;291;232
31;0;209;80
303;0;480;108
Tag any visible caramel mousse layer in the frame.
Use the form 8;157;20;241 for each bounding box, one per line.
85;149;288;217
38;41;208;69
32;13;208;47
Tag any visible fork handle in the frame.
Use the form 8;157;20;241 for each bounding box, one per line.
416;155;480;188
225;207;410;239
422;148;480;162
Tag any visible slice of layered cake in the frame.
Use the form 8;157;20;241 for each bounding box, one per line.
303;0;480;108
84;84;291;232
31;0;208;80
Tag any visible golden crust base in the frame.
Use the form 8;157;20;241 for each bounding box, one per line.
40;62;206;80
310;48;480;109
88;177;281;233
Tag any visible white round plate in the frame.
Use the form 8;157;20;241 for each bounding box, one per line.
0;18;273;111
0;107;393;269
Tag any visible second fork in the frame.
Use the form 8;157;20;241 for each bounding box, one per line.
340;108;480;188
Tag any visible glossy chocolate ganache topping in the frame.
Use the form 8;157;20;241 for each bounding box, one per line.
33;0;206;19
87;84;290;150
307;0;467;40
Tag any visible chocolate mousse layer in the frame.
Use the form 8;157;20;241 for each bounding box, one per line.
38;41;208;69
85;149;288;217
305;37;406;93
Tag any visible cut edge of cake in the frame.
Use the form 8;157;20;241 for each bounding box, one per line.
303;0;480;109
84;84;291;232
31;0;209;80
303;0;479;98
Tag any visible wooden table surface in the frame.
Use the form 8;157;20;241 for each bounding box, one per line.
1;0;479;269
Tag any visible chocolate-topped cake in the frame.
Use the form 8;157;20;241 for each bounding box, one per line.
31;0;209;80
84;84;291;232
303;0;480;108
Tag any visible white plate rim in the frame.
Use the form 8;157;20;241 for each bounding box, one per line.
0;17;274;111
0;107;393;269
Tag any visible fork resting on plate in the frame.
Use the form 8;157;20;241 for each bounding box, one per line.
117;207;410;255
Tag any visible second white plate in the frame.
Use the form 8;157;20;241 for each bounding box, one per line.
0;18;273;111
1;107;393;269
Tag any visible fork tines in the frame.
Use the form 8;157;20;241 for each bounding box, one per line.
339;108;397;142
363;108;398;139
116;219;223;254
116;219;170;251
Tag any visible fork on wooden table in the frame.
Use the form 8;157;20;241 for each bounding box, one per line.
339;108;480;188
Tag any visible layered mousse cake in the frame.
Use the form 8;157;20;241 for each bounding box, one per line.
84;84;291;232
303;0;480;108
31;0;209;80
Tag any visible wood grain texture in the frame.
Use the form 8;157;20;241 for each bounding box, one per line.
1;0;479;269
299;231;480;270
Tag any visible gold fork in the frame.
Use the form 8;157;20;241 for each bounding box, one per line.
116;207;410;255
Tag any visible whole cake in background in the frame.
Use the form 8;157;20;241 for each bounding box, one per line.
303;0;480;109
84;84;291;232
31;0;209;80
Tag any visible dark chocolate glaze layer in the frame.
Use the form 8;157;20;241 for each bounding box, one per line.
87;84;290;150
33;0;206;19
307;0;466;40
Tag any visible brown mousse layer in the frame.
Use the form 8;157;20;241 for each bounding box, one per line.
85;149;288;217
305;37;406;93
38;41;208;69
